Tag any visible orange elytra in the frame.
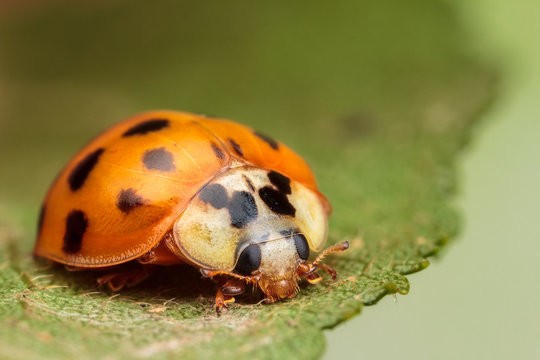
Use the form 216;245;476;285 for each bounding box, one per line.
34;111;348;311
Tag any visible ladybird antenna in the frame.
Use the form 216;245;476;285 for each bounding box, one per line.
200;268;258;284
312;241;349;266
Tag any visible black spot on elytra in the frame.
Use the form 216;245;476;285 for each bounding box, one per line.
199;184;258;228
242;175;255;192
37;205;46;237
68;148;105;191
199;183;228;209
211;142;225;160
142;147;175;172
258;186;296;216
63;210;88;254
228;138;244;156
122;119;170;137
254;131;279;150
235;244;261;275
293;233;310;260
117;188;146;213
228;191;258;229
267;171;291;194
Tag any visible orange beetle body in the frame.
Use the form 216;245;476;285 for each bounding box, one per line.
35;111;348;310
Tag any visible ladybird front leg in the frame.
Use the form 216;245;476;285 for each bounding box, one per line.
297;262;334;283
305;272;323;284
215;287;234;314
222;278;245;298
97;265;154;291
215;277;245;314
316;263;338;281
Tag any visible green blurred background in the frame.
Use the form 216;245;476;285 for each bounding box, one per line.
0;1;538;359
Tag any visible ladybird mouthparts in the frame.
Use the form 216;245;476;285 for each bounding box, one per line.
259;277;299;301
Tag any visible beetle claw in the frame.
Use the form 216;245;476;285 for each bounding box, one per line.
215;302;229;315
215;287;235;314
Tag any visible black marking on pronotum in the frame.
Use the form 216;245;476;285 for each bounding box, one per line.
63;210;88;254
117;188;146;213
142;147;176;172
211;142;225;160
122;119;170;137
293;233;310;260
235;244;261;275
228;191;258;228
199;185;258;228
68;148;105;191
242;175;256;192
267;171;291;194
37;205;46;237
199;183;228;209
253;131;279;150
228;138;244;156
258;186;296;216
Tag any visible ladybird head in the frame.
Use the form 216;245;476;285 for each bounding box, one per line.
174;165;346;302
204;230;349;301
232;230;310;301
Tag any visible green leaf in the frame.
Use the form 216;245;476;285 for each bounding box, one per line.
0;1;495;359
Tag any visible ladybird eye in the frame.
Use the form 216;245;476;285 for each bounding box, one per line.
293;233;310;260
235;244;261;275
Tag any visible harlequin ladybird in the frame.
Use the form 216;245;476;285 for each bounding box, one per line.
34;111;348;311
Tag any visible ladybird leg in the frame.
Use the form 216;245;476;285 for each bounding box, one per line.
214;277;245;314
215;287;234;314
222;278;245;297
297;263;324;284
263;296;277;304
316;263;338;281
97;265;154;291
305;272;323;284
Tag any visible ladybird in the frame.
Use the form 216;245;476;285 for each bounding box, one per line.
34;111;348;311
